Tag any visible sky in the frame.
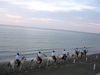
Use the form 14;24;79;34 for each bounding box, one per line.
0;0;100;34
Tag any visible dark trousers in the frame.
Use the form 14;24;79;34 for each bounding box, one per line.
16;59;20;67
62;54;66;60
76;51;78;57
84;50;86;56
52;56;56;62
38;57;42;64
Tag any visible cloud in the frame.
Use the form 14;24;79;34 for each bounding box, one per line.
89;23;100;26
7;0;96;12
6;14;22;18
30;18;52;21
0;0;100;34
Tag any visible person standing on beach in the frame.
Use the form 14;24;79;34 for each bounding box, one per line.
37;51;42;64
63;49;66;60
75;48;79;57
15;53;20;67
83;47;86;56
52;51;56;62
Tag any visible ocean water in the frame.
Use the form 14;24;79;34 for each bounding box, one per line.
0;25;100;62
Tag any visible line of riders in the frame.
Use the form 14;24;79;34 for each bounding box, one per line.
15;47;87;67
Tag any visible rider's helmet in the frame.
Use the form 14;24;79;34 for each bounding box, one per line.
17;53;19;55
53;51;55;52
39;51;41;53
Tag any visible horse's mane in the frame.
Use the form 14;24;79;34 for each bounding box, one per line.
21;56;25;60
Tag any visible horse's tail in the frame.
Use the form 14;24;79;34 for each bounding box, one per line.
6;62;10;69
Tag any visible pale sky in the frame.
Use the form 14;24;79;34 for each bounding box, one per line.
0;0;100;34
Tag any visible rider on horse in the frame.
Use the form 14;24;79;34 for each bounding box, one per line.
37;51;42;64
63;49;67;60
83;47;86;56
52;51;56;62
15;53;20;67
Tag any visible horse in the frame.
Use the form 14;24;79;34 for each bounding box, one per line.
58;52;69;63
46;54;59;67
81;50;88;58
72;51;80;58
31;54;47;69
7;56;26;71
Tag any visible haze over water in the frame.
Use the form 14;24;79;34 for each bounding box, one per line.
0;25;100;62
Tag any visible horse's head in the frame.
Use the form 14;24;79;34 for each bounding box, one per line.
21;56;26;61
66;52;69;56
55;54;59;58
43;54;47;57
41;54;47;59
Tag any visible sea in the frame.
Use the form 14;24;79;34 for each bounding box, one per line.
0;25;100;63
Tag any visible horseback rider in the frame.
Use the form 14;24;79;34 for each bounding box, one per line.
63;49;66;60
52;51;56;62
75;48;79;57
15;53;20;67
37;51;42;64
83;47;86;56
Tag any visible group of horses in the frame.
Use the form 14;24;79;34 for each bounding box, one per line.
7;50;88;71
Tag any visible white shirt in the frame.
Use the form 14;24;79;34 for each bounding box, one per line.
52;52;55;56
75;49;78;52
16;55;19;60
37;53;40;57
63;51;66;54
83;48;86;51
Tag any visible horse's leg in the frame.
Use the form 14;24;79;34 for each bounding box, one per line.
52;61;54;66
19;64;22;71
33;61;37;69
31;62;34;69
38;64;41;68
46;62;48;67
11;64;14;71
41;61;43;66
62;59;64;63
46;60;49;67
66;58;68;62
50;60;52;65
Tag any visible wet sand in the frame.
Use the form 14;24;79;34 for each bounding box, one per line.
0;54;100;75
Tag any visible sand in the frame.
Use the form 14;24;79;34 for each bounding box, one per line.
0;54;100;75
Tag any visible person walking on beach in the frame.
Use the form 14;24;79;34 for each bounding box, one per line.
75;48;79;57
15;53;20;67
83;47;86;56
52;51;56;62
63;49;66;60
37;51;42;64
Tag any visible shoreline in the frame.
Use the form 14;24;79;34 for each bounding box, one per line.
0;53;100;75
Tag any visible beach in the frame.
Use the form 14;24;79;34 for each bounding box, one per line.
0;54;100;75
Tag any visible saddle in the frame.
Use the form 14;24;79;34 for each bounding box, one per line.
15;61;18;64
15;60;21;65
52;56;55;60
37;58;40;61
62;55;66;59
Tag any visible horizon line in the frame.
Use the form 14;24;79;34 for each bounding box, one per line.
0;24;100;35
